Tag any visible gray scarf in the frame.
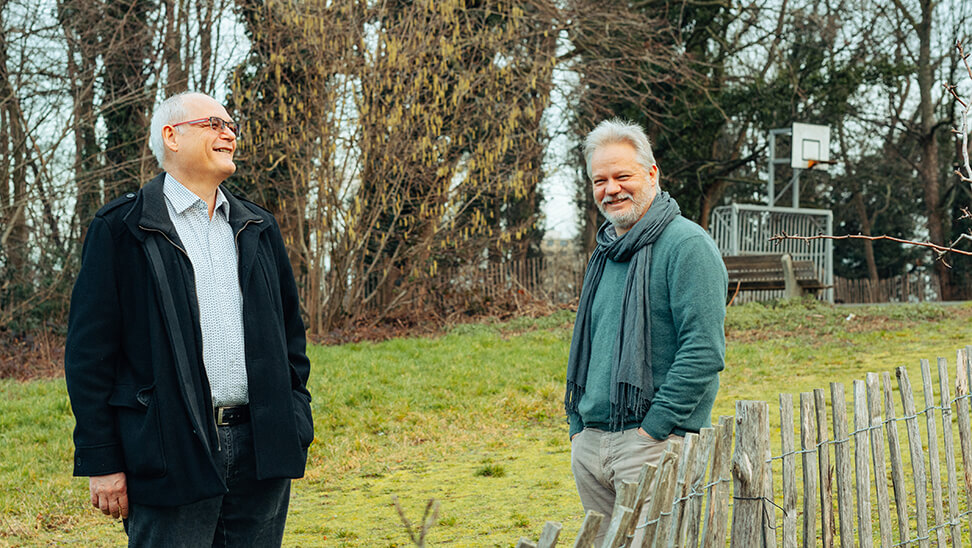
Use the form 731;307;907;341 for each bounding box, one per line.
564;191;680;430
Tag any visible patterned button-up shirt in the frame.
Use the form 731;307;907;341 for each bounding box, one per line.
163;174;248;406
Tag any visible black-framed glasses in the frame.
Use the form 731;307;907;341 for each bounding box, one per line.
171;116;241;138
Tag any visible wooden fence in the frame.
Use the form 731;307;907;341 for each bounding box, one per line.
515;345;972;547
359;255;588;314
361;255;972;313
833;274;937;304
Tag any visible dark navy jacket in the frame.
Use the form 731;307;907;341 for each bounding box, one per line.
65;173;313;506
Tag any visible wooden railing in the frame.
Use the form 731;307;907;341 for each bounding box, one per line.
515;345;972;547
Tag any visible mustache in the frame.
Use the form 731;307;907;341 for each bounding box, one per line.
601;192;633;207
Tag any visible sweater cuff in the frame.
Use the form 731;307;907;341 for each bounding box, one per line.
640;412;675;441
568;412;584;440
73;444;126;477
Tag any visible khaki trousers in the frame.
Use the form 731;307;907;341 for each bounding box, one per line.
570;427;679;547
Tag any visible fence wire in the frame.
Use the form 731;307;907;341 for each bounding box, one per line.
621;385;972;546
766;391;972;462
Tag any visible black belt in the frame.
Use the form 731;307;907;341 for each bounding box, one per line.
214;405;250;426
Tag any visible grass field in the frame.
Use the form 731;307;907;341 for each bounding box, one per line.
2;300;972;547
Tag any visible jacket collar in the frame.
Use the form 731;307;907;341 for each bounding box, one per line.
124;173;264;241
221;183;264;234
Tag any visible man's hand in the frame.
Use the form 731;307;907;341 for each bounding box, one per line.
636;427;660;441
89;472;128;519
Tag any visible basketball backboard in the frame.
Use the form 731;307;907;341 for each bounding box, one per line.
791;123;830;170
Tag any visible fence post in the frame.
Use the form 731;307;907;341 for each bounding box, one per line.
829;383;854;548
622;461;657;546
881;372;910;546
682;427;715;546
643;442;681;546
572;511;604;548
780;394;797;548
852;380;874;548
813;388;834;548
800;392;818;548
956;348;972;524
920;358;947;548
537;522;562;548
602;481;638;548
865;373;893;546
666;433;699;547
701;416;734;547
936;357;962;547
650;439;684;547
895;367;930;548
730;401;770;548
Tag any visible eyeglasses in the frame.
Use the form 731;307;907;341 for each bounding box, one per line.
171;116;241;138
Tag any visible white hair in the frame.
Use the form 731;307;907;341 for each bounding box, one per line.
583;118;656;180
148;92;212;168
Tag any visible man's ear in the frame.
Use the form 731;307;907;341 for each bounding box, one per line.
161;126;179;154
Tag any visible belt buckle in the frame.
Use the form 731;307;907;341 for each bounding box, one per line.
216;406;227;426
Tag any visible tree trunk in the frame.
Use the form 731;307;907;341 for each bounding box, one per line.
58;0;103;240
101;0;155;197
700;179;728;231
852;192;881;302
0;21;29;276
915;0;951;299
162;0;187;95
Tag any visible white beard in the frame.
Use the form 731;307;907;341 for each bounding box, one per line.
597;190;651;231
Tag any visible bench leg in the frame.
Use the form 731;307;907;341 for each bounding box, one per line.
781;254;801;298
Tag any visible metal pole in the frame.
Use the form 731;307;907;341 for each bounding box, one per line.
767;128;792;208
825;211;834;303
768;135;776;207
730;204;739;255
791;169;801;209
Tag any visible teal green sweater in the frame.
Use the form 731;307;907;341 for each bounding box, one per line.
568;216;727;440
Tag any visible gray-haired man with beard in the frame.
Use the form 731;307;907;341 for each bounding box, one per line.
565;119;727;544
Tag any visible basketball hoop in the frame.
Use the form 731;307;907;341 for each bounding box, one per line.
807;159;838;170
791;123;831;171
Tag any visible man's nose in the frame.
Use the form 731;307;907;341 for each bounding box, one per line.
604;178;621;194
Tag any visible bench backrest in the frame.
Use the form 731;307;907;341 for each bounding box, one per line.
723;254;819;282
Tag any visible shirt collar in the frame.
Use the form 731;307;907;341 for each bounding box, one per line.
163;173;230;219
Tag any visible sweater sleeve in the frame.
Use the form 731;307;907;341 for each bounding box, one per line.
640;233;727;440
568;410;584;439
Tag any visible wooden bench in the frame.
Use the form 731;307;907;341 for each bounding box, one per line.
722;254;827;300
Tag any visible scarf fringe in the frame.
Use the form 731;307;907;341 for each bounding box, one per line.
564;380;584;414
610;382;652;431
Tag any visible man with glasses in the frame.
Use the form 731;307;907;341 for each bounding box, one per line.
65;92;313;546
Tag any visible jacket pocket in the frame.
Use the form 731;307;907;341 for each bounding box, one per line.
292;390;314;448
109;384;167;478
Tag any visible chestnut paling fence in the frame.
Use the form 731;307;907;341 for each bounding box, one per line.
515;345;972;547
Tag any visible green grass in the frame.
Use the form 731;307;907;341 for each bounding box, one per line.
2;302;972;547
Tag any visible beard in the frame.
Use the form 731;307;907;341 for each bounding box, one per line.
597;190;652;230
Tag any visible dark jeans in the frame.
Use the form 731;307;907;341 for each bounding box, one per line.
124;422;291;547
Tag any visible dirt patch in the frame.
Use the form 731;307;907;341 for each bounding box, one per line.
726;303;972;344
0;329;64;381
316;292;571;345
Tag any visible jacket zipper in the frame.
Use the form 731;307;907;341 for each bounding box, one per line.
139;225;222;451
235;218;262;246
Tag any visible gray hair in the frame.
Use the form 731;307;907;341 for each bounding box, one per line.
583;118;656;180
148;91;211;167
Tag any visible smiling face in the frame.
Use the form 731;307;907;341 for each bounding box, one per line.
590;141;658;235
161;94;237;187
